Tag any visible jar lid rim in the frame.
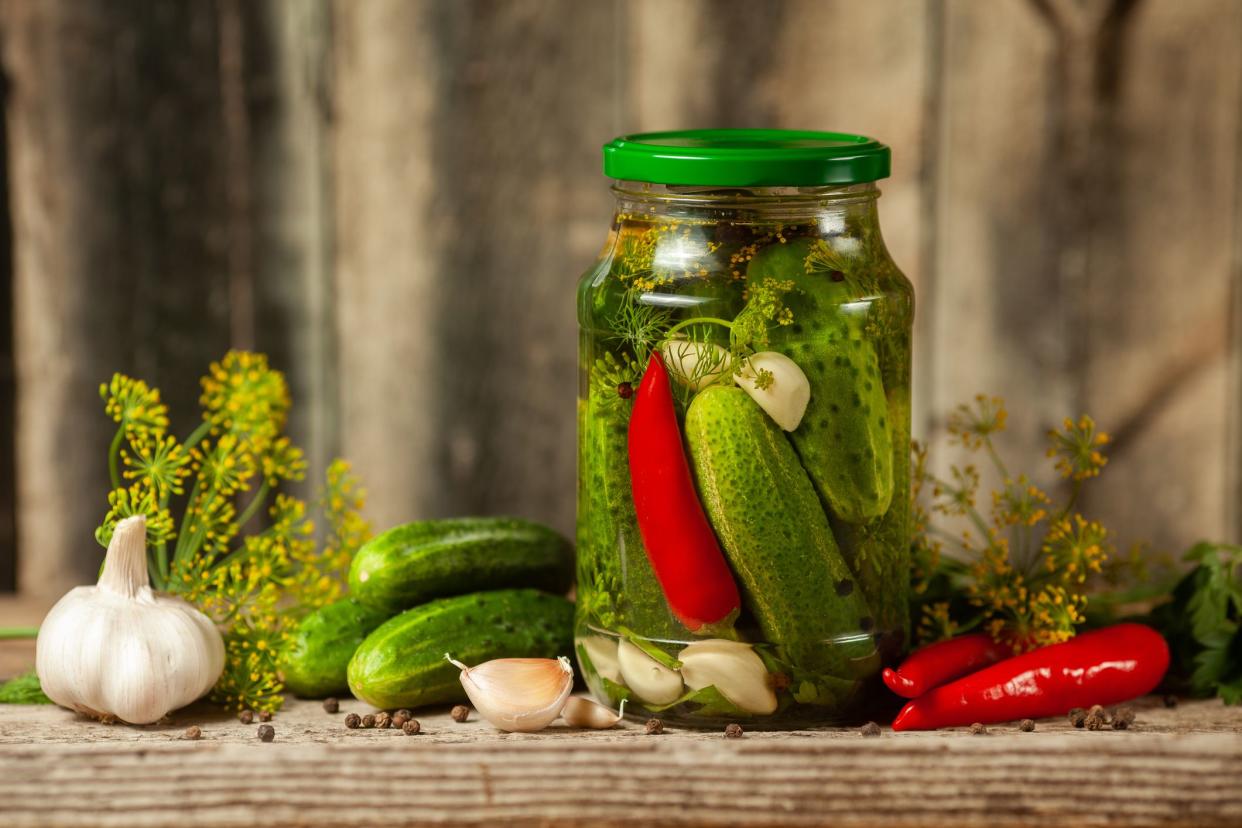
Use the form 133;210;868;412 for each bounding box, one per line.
603;129;891;187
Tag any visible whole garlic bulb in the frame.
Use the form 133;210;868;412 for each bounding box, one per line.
36;515;225;724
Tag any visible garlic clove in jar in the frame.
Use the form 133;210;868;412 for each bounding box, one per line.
661;340;731;392
581;635;622;684
678;639;777;715
617;639;683;706
735;351;811;431
561;696;626;729
446;654;574;733
36;515;225;724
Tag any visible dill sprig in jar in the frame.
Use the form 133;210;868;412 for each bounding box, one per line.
575;130;913;728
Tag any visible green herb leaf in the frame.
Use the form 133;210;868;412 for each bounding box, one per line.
616;628;682;671
642;684;751;718
1218;674;1242;706
0;671;53;705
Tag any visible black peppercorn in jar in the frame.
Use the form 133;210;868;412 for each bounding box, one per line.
575;130;913;729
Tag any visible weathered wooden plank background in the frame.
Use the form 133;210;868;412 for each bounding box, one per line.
0;0;1239;596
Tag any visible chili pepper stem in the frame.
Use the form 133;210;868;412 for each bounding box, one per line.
0;626;38;640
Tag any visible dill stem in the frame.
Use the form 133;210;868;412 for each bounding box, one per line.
964;506;993;548
927;525;975;554
210;520;278;573
181;420;213;453
108;427;125;490
173;477;204;564
155;542;169;584
925;471;993;544
0;627;37;639
171;421;215;566
154;541;169;587
663;316;734;338
1058;480;1083;521
236;481;270;530
983;437;1010;482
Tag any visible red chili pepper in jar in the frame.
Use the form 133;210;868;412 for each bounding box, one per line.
882;633;1007;699
890;623;1169;731
628;352;740;631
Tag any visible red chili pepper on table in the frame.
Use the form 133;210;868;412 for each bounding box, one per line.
891;623;1169;731
882;633;1006;699
628;352;740;631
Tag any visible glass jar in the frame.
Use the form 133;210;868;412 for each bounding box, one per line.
575;130;913;728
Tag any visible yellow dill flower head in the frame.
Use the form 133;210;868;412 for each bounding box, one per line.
211;618;285;712
1047;414;1110;480
95;484;176;548
260;437;307;486
121;433;191;499
269;494;312;539
991;475;1050;528
946;395;1007;450
933;464;980;517
1042;514;1109;587
199;351;290;450
732;277;797;352
183;490;238;556
918;602;959;644
191;434;256;496
100;374;170;437
804;238;849;276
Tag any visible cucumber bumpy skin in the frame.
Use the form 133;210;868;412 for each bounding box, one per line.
347;589;574;710
349;517;573;613
832;385;913;653
747;237;893;524
278;598;390;698
685;386;878;678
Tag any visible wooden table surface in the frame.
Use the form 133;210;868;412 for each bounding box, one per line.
3;599;1242;828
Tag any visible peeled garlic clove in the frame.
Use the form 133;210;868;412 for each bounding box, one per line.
581;635;622;683
562;696;626;729
678;639;777;715
446;654;573;733
736;351;811;431
617;639;683;705
661;340;731;391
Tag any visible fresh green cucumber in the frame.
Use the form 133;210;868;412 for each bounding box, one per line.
347;589;574;709
278;598;390;698
748;237;893;523
684;386;878;678
349;517;573;612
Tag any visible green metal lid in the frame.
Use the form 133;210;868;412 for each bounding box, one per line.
603;129;891;187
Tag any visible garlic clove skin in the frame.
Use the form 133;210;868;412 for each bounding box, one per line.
36;516;225;724
617;639;683;706
581;635;622;684
661;340;731;392
561;696;625;729
448;654;574;733
736;351;811;431
678;639;777;715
